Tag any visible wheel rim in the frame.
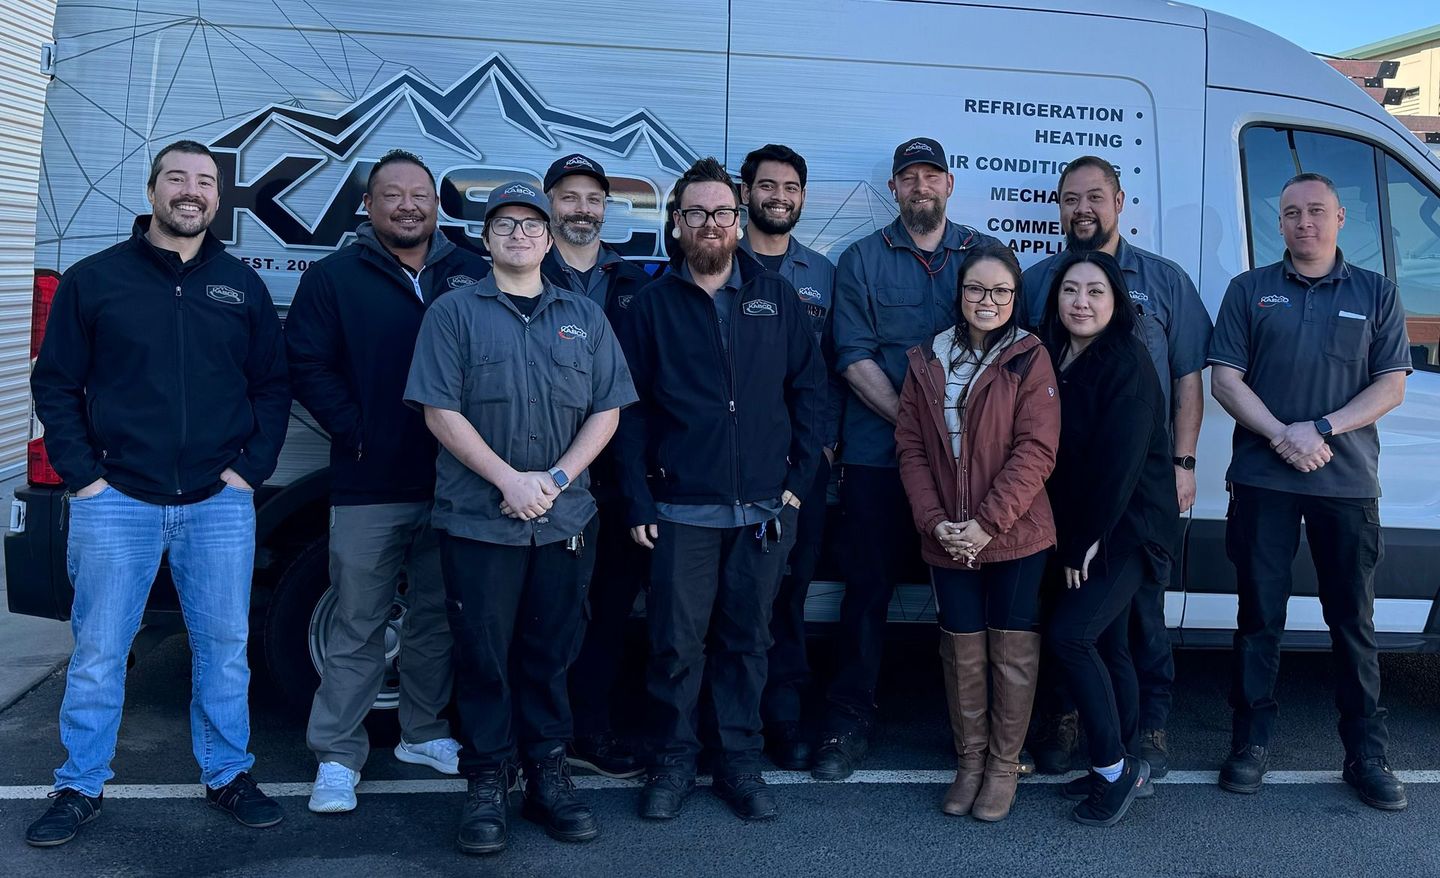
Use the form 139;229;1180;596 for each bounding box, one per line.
307;585;406;711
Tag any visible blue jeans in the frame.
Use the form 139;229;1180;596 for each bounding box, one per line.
55;485;257;796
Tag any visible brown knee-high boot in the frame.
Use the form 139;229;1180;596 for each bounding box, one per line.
938;629;988;816
972;628;1041;822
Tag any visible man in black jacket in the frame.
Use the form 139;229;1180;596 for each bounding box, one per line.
26;140;290;847
542;153;653;779
615;157;824;822
287;149;491;814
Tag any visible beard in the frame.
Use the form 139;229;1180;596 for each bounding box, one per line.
899;197;945;235
746;195;801;236
684;232;736;275
555;211;603;246
1064;218;1115;253
377;212;432;250
153;198;212;239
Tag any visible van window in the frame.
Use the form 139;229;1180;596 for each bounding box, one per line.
1241;125;1440;372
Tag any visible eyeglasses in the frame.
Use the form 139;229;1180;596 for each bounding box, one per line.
678;207;740;228
961;284;1015;306
488;217;548;238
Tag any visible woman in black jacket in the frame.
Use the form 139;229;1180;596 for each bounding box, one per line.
1041;250;1178;827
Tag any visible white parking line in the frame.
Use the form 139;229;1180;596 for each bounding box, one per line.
2;769;1439;800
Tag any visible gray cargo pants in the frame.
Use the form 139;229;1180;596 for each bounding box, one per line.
307;502;453;770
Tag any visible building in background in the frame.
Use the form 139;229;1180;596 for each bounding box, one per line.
1337;25;1440;156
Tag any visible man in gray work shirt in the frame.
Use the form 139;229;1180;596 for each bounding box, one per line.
405;181;637;854
1021;155;1212;778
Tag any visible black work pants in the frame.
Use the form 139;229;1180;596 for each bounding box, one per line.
1226;484;1388;758
762;458;830;725
824;465;918;734
931;550;1049;633
647;512;797;778
567;499;650;738
438;517;599;776
1129;564;1176;731
1046;551;1146;768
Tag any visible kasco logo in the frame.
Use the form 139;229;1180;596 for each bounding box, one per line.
565;155;596;170
903;141;934;155
448;274;480;289
1128;290;1149;303
616;294;635;310
1258;294;1292;309
558;324;589;340
206;284;245;304
797;286;822;302
501;184;537;198
743;299;778;317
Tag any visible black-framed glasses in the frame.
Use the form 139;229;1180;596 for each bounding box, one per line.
678;207;740;228
489;216;548;238
961;283;1015;306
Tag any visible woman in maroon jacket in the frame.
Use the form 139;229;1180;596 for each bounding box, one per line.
895;243;1061;822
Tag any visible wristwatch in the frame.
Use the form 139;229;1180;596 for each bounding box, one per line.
548;467;570;491
1172;455;1196;471
1314;417;1334;438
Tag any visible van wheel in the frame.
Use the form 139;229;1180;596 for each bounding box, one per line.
262;538;402;745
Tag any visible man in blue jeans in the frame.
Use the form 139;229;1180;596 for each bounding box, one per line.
25;140;292;846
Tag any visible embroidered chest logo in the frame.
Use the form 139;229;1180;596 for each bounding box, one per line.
1257;294;1292;309
796;286;822;302
558;324;588;340
616;294;634;310
448;274;480;289
206;285;245;304
1128;290;1149;303
743;299;778;317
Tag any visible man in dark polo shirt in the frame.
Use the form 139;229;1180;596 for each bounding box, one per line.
1208;172;1411;810
405;181;637;853
1021;156;1212;777
824;137;999;780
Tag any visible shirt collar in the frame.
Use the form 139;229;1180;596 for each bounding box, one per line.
1281;247;1351;286
883;217;973;254
739;236;810;269
679;254;742;292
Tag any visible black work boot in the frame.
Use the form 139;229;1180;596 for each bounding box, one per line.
205;773;284;828
714;773;779;821
25;789;102;847
1343;756;1408;811
1031;710;1080;774
638;773;695;820
811;730;869;782
522;748;600;843
457;764;514;855
568;732;644;779
1218;744;1269;795
1070;756;1151;827
765;721;813;771
1139;729;1170;779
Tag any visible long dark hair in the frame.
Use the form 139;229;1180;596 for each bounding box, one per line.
1040;250;1134;364
949;243;1023;370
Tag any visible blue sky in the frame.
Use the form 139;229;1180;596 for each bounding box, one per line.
1191;1;1437;55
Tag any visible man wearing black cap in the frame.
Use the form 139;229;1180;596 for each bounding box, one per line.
406;181;637;854
543;154;653;780
821;137;1000;781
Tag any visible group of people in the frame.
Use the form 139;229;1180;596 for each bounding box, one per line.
23;131;1412;853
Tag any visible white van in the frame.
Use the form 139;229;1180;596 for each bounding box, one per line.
8;0;1440;722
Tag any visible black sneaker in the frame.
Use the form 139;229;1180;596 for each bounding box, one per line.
1031;711;1080;775
522;748;600;842
25;789;102;847
1070;757;1151;827
1343;756;1408;811
713;773;779;821
567;732;644;779
1218;744;1268;795
458;764;515;855
1060;771;1155;802
638;773;695;820
811;731;868;782
206;773;284;828
1139;729;1169;779
764;721;813;771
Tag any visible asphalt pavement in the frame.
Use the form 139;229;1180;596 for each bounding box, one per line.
1;629;1438;878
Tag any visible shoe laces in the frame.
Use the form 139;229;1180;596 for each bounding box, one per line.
316;762;355;788
1142;729;1167;750
646;774;689;793
724;773;766;793
218;773;266;805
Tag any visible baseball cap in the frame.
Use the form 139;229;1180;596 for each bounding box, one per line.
892;137;948;176
484;180;551;222
544;153;611;194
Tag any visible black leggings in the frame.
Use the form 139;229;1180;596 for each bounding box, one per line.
931;551;1049;633
1046;551;1145;767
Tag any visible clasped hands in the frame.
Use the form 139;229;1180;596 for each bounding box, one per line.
932;519;992;566
1271;421;1331;473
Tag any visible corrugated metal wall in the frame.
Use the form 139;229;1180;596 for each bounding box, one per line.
0;1;57;477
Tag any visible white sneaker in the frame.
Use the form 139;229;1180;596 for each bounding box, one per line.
308;761;359;813
394;737;462;775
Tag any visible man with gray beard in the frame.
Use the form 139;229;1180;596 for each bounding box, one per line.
540;153;654;780
821;137;1000;781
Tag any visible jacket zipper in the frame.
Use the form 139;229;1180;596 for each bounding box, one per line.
173;282;187;495
718;289;742;507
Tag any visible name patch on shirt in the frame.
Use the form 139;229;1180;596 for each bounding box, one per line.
1257;294;1291;309
448;274;480;289
206;285;245;305
743;299;778;317
558;324;589;341
797;286;822;302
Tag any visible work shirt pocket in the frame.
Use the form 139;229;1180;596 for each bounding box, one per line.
465;343;512;405
550;342;594;410
875;285;928;341
1323;315;1368;363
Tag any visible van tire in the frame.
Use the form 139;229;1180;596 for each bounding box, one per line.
261;537;401;746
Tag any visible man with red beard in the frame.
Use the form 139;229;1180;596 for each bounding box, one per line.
822;137;1000;781
614;157;823;822
737;144;839;770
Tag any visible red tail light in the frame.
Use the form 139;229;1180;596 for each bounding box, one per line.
28;271;64;487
